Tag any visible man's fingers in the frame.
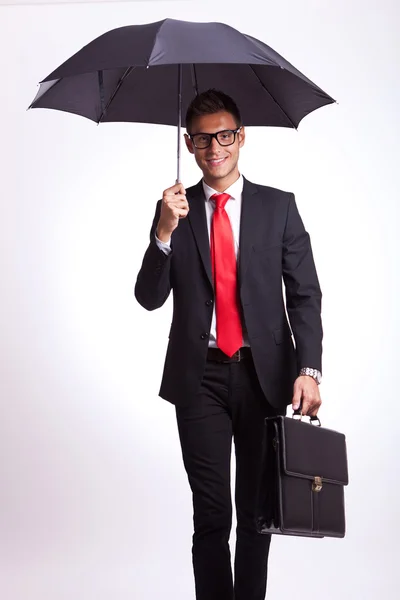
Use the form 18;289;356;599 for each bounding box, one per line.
164;183;186;196
309;399;322;417
302;397;322;417
171;204;189;215
173;208;190;219
162;197;189;219
175;200;190;209
164;193;187;204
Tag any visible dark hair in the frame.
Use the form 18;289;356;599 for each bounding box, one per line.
185;89;242;133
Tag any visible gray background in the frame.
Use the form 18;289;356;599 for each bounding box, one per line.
0;0;398;598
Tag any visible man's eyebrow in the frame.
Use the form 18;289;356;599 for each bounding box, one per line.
191;129;232;135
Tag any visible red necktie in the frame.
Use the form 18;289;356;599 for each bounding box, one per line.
210;193;243;357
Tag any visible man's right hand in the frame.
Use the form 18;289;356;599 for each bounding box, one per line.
156;183;189;242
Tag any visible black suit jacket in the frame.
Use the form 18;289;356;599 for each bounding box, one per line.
135;177;322;409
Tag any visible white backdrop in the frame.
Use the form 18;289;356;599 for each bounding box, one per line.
0;1;399;598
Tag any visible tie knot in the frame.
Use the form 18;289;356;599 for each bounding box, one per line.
211;193;230;210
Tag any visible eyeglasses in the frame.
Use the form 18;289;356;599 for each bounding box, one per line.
189;127;242;149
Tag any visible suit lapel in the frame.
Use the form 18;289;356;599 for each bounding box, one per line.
187;177;270;289
239;177;264;285
187;180;213;289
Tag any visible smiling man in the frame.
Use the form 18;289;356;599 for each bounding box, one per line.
135;89;323;600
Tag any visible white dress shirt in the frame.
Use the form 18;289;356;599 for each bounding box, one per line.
155;174;249;348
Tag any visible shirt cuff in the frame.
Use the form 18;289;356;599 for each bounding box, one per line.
155;233;172;255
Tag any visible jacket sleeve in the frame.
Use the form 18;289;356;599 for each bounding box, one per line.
282;194;323;373
134;200;173;311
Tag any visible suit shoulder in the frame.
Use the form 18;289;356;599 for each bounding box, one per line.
252;181;294;200
246;181;295;216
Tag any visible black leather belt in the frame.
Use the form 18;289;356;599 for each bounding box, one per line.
207;347;252;363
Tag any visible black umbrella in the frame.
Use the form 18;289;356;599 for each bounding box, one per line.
29;18;335;182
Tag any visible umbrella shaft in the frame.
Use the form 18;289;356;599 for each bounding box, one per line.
176;64;182;184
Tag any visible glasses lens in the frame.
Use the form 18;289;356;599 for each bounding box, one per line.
193;134;211;149
217;130;235;146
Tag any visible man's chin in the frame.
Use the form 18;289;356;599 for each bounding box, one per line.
203;167;229;180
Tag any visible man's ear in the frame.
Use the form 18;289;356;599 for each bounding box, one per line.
184;133;195;155
238;126;245;149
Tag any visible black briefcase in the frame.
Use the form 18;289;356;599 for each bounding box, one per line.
256;415;349;538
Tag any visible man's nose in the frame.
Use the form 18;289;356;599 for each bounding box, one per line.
209;136;221;151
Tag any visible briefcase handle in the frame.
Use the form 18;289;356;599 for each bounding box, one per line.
292;409;321;427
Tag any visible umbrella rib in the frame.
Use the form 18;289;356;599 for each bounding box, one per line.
249;65;297;129
191;64;199;96
98;70;105;116
28;78;63;109
98;67;136;123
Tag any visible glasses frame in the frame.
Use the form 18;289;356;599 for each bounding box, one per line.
188;127;243;149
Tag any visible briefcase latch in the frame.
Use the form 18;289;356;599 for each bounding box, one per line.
312;476;323;492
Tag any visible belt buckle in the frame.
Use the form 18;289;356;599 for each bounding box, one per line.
221;349;241;363
231;349;241;363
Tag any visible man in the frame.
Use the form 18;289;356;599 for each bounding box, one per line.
135;89;322;600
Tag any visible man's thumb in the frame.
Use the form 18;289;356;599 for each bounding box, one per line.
292;389;302;411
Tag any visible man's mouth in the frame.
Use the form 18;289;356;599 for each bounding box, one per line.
206;157;227;167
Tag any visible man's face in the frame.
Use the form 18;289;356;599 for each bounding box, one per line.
184;111;245;186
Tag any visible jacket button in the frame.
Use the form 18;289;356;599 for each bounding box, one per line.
205;300;213;306
200;332;209;340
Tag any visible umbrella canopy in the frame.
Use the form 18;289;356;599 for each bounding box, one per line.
29;18;336;180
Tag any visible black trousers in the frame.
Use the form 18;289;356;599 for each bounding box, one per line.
175;354;285;600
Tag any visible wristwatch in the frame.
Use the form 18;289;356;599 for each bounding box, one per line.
299;367;322;385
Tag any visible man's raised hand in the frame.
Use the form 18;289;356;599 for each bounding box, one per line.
156;183;189;242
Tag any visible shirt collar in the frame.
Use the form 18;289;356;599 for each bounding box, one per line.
202;174;244;202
